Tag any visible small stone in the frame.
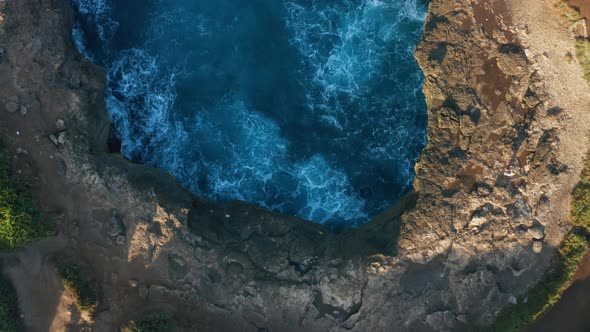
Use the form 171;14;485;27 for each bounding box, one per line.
477;184;492;197
19;105;27;115
5;101;18;113
57;132;67;145
532;241;543;254
225;214;231;218
469;216;487;227
509;295;517;304
49;134;59;146
128;279;138;288
56;119;66;131
529;226;545;240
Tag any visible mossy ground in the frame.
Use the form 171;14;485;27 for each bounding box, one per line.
490;233;588;332
122;312;174;332
0;145;55;250
557;1;590;83
575;39;590;84
0;143;55;331
557;1;583;23
58;264;98;314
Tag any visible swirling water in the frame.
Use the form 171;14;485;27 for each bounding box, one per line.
72;0;429;230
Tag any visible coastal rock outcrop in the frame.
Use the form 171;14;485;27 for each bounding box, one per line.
0;0;589;330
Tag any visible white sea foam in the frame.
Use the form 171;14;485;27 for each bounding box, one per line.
71;0;428;228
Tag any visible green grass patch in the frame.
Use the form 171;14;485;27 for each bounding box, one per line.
557;1;583;23
122;312;174;332
575;39;590;84
58;264;98;314
0;271;22;332
490;233;588;332
0;146;55;251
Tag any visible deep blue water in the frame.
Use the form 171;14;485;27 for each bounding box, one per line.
72;0;428;230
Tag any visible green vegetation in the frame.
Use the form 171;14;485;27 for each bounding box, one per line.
58;264;98;314
0;146;54;251
122;312;174;332
491;147;590;331
572;147;590;232
557;1;590;83
575;39;590;84
491;233;588;331
557;1;583;23
0;271;21;332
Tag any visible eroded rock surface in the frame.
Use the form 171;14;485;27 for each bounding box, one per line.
0;0;589;331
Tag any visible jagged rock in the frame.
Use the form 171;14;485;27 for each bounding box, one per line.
108;213;126;237
426;311;457;331
48;134;59;146
529;226;545;240
0;0;580;330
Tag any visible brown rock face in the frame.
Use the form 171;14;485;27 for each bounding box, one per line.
0;0;587;331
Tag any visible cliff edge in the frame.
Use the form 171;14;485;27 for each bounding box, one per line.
0;0;589;331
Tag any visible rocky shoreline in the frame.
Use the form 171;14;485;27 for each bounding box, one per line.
1;0;589;331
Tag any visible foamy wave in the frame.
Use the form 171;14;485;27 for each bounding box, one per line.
71;0;428;228
73;0;119;42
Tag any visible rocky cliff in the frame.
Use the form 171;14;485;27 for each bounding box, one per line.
0;0;589;331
